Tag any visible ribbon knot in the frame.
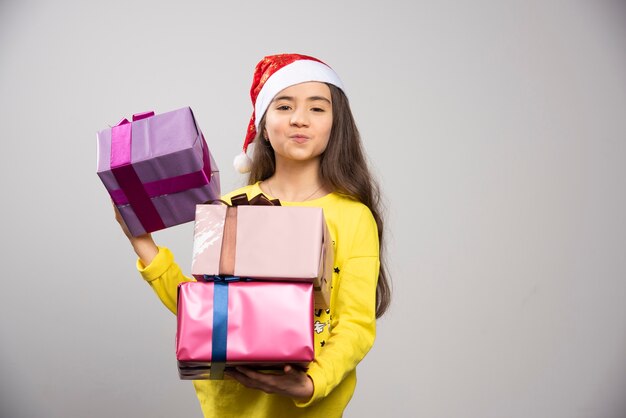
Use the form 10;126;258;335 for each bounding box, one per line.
208;192;281;207
132;111;155;121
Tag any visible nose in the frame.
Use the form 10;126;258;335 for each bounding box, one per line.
290;107;309;127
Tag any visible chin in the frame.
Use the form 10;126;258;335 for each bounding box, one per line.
278;152;321;163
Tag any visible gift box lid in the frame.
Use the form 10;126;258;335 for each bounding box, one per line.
96;107;200;172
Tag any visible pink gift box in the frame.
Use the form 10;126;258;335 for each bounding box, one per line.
176;281;314;380
96;107;220;236
191;203;333;308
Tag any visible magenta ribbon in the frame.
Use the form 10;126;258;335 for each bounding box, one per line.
110;111;166;233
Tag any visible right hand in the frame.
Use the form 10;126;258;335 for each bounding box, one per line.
113;201;134;240
112;201;158;264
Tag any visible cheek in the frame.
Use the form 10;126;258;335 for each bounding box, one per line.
320;119;333;142
264;115;287;136
318;131;332;152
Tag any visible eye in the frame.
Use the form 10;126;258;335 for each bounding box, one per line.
276;105;291;111
311;107;325;112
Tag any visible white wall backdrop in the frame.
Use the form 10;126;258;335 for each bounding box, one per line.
1;1;625;417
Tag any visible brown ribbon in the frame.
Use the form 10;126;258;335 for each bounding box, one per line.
210;193;281;275
230;193;281;207
205;193;280;207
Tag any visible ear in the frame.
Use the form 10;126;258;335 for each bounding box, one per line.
263;129;269;140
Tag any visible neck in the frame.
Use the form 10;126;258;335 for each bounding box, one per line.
264;158;327;202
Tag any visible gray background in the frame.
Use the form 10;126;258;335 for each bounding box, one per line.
1;0;625;417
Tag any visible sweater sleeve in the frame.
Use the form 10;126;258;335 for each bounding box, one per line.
296;206;380;407
135;193;235;315
136;246;195;315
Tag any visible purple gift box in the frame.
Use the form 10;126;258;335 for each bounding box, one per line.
97;107;220;236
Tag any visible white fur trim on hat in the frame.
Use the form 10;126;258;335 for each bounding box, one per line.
254;60;344;130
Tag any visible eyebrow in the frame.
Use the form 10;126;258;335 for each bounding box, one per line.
272;95;331;104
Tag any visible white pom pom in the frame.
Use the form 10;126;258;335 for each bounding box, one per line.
233;151;252;173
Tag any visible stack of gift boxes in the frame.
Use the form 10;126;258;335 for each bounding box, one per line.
97;108;331;380
178;194;333;379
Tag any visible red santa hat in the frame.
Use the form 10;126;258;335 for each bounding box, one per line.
234;53;345;173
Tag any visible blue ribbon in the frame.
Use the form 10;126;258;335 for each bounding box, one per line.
210;281;229;379
202;275;251;379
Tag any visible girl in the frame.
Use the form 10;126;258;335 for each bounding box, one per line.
115;53;390;417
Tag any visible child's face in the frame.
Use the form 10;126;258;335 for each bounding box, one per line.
263;81;333;166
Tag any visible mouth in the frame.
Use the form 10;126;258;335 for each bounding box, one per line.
290;134;310;144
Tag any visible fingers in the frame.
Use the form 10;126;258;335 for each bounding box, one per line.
228;368;278;394
112;200;141;241
111;200;121;214
236;367;277;384
227;365;312;400
112;200;129;231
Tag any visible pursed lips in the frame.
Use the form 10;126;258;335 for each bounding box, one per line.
290;134;310;144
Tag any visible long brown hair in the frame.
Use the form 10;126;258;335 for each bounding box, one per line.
247;84;391;318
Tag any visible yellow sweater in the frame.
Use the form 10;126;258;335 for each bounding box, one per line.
138;182;380;417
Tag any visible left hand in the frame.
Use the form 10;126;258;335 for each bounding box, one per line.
226;365;314;402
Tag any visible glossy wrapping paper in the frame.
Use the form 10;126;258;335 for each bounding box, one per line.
176;281;314;380
191;204;333;308
96;107;220;236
